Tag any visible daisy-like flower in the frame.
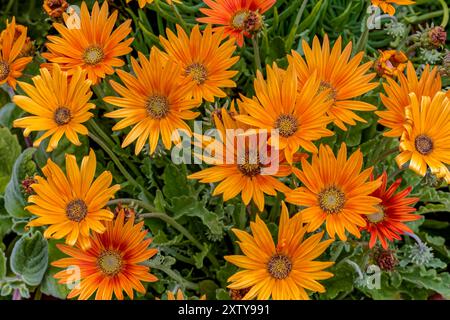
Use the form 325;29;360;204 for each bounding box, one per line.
13;65;94;152
160;25;239;103
0;17;32;89
197;0;276;47
26;149;120;250
188;106;294;212
104;48;200;155
0;19;34;58
42;1;133;84
374;50;408;78
52;210;158;300
225;202;334;300
371;0;415;16
363;172;420;249
126;0;181;8
376;62;449;137
396;92;450;183
285;143;382;241
289;35;378;131
236;63;333;164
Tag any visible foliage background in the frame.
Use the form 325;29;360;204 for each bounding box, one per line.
0;0;449;300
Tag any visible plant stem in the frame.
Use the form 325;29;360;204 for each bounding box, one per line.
438;0;449;27
170;3;188;31
88;132;152;200
252;36;262;72
355;18;370;54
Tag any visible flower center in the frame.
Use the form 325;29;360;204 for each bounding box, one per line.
66;199;88;222
0;60;10;81
318;186;346;214
267;254;292;280
274;114;298;137
83;45;104;65
237;152;261;177
146;95;170;119
244;11;263;33
54;107;72;126
97;250;123;277
367;205;385;223
415;134;433;155
318;81;337;101
231;10;249;30
185;63;208;84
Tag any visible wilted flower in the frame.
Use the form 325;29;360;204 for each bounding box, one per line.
20;176;37;196
374;50;408;78
43;0;69;19
0;22;34;58
428;26;446;47
373;248;398;271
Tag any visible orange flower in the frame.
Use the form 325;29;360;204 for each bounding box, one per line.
376;62;449;137
43;0;69;18
42;1;133;84
363;172;420;249
289;35;378;131
0;17;32;89
371;0;415;16
53;210;158;300
197;0;276;46
285;143;382;241
374;50;408;78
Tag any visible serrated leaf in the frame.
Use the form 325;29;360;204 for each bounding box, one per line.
0;127;21;193
401;267;450;298
10;231;48;286
4;148;37;219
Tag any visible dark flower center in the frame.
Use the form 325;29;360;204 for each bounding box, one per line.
97;250;123;276
267;254;292;280
146;95;170;119
83;46;104;65
274;114;298;137
54;107;72;125
0;60;10;81
415;134;433;155
318;186;346;214
66;199;88;222
237;152;261;177
185;63;208;84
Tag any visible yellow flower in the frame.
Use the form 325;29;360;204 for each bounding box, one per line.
376;62;450;137
42;1;133;84
104;48;200;155
289;35;378;131
374;50;408;78
53;210;158;300
160;24;239;103
26;149;120;250
225;202;334;300
371;0;415;16
396;92;450;184
0;17;32;89
158;289;206;300
236;63;333;164
13;65;94;152
285;143;382;240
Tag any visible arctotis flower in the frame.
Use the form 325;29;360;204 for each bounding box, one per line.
289;35;378;131
371;0;415;16
197;0;276;46
13;65;94;152
285;143;382;241
376;62;450;137
363;172;420;249
235;63;333;164
42;1;133;84
104;48;200;155
396;92;450;183
0;17;33;89
160;24;239;103
225;202;334;300
0;19;34;58
374;50;408;78
26;149;120;250
52;210;158;300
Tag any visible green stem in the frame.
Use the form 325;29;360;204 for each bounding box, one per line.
293;0;309;30
88;132;152;200
438;0;449;27
404;10;444;24
355;18;370;54
252;36;262;72
170;3;188;31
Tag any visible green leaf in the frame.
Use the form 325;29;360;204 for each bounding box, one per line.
10;231;48;286
40;239;71;299
162;164;193;199
215;288;231;300
319;262;354;300
0;249;6;280
0;103;24;129
193;243;210;269
0;127;21;193
401;267;450;299
4;148;37;219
